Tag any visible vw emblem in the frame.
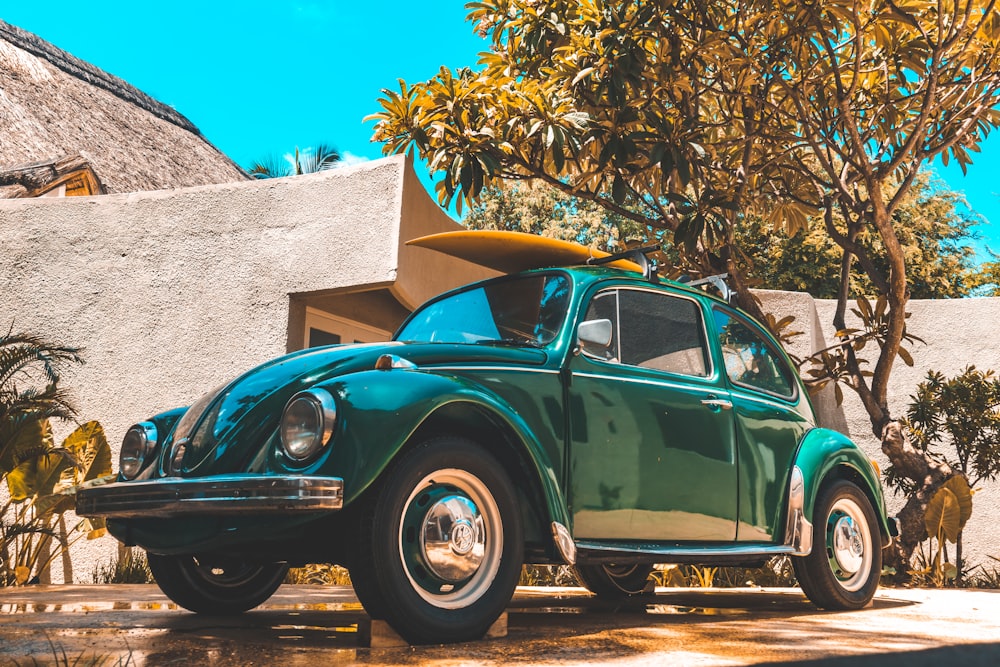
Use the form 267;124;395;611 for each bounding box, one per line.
451;521;476;555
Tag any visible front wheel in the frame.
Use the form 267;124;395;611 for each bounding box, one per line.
793;479;881;610
147;552;288;615
349;436;523;644
575;563;654;598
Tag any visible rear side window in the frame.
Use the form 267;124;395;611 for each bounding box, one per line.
582;288;709;377
713;308;795;398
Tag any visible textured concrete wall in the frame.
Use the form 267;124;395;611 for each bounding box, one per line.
757;292;1000;574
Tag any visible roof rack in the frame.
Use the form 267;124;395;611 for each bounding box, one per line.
679;273;734;304
587;244;660;283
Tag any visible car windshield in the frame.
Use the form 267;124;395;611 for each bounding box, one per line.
395;273;571;347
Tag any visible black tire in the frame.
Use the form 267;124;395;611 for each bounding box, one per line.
793;479;882;610
147;552;288;615
348;436;524;644
575;563;654;598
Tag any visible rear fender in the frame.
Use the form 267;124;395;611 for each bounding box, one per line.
793;427;892;545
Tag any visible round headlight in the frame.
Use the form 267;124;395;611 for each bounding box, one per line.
280;388;337;462
120;422;158;480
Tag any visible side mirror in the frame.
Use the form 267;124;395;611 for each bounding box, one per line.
577;318;613;357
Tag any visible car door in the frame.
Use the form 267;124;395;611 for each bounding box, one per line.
711;306;814;542
567;286;739;542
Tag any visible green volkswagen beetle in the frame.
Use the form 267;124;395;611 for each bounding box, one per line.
77;236;895;645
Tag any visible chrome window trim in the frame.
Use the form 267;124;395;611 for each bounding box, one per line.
580;285;716;381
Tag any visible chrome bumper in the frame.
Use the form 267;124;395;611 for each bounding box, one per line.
76;474;344;518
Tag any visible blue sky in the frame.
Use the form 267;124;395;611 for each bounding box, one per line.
4;2;1000;256
2;2;485;177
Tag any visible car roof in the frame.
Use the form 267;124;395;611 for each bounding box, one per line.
526;265;732;307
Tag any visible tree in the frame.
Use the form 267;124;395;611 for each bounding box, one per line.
737;172;983;299
247;143;341;179
370;0;1000;571
465;179;659;247
971;255;1000;295
468;173;983;298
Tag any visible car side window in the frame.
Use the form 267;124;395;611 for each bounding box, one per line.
713;308;795;397
583;288;709;377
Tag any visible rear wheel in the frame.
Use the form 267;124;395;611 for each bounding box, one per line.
793;479;881;610
575;563;654;598
147;552;287;615
348;436;523;644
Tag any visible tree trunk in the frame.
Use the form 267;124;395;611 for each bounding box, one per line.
879;421;959;581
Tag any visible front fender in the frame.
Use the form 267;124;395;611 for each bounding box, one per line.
794;427;892;542
305;369;571;530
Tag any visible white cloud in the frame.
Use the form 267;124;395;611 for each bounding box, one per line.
337;151;370;167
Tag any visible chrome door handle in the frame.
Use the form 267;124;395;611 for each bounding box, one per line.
701;398;733;410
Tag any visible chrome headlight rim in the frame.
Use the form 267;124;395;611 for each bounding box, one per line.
161;384;228;476
119;422;158;480
280;388;337;463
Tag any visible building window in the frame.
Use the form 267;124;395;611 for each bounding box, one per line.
303;307;391;349
308;329;341;348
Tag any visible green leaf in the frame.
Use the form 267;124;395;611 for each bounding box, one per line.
612;175;626;203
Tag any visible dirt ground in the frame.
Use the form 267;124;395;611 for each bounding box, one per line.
1;584;999;666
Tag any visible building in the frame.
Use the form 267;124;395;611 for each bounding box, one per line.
0;19;246;198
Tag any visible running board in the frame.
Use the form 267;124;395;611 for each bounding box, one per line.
575;540;796;566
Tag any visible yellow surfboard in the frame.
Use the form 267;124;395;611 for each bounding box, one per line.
405;230;644;274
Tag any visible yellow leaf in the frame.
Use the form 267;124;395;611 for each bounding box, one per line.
15;566;30;585
925;486;961;543
60;421;112;487
941;476;973;529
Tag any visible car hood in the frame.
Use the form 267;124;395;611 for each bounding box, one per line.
175;341;549;475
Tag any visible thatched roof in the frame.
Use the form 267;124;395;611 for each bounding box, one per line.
0;20;248;195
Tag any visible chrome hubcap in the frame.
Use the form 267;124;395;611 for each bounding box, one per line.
831;515;864;575
421;495;486;582
825;497;872;592
399;468;504;609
